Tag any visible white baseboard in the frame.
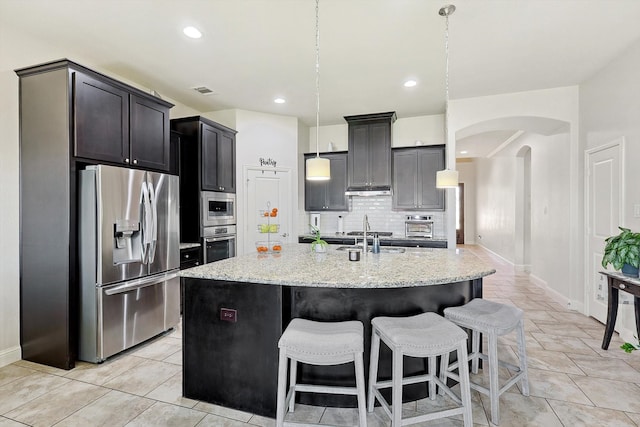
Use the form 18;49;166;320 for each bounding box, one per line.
0;345;21;368
477;244;583;312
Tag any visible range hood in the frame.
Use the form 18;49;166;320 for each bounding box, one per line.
345;187;392;197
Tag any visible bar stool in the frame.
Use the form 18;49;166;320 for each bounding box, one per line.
276;318;367;427
367;312;473;427
444;298;529;425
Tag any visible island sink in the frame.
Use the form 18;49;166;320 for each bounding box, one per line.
334;245;405;253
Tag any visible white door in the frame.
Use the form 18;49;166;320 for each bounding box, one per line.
244;167;292;255
586;140;623;323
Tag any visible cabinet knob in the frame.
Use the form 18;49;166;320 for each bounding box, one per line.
620;284;627;289
185;254;190;258
124;158;130;164
195;262;200;266
133;159;138;165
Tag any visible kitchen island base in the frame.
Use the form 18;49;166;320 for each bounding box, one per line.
182;277;482;418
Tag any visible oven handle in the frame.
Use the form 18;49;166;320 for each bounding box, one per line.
205;235;236;243
104;271;178;296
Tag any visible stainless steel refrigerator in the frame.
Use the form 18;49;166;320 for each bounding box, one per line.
78;164;180;363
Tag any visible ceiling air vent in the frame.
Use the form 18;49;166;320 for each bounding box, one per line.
192;86;214;95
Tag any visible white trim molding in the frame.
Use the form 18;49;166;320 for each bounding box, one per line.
0;345;21;368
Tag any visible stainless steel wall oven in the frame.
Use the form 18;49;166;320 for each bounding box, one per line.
203;225;236;263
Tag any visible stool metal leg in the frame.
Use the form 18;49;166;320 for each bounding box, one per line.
354;353;368;427
392;346;403;427
276;348;289;427
488;331;500;425
516;319;530;396
367;329;381;412
288;358;298;412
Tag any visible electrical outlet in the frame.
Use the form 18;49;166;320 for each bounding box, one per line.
220;308;237;323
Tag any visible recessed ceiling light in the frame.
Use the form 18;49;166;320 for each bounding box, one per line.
274;98;286;104
183;26;202;39
404;80;417;88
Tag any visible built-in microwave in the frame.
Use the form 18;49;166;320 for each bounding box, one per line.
405;215;434;238
201;191;236;227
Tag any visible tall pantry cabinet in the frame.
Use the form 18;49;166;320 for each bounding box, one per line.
16;59;173;369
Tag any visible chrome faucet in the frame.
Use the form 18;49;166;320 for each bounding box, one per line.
363;214;370;254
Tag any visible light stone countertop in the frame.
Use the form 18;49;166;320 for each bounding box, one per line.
180;242;201;250
180;243;495;289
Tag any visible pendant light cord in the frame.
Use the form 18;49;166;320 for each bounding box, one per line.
444;8;450;151
315;0;321;158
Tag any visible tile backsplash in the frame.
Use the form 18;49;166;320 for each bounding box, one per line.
298;196;447;239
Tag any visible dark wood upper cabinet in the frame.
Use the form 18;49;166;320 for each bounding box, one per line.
304;152;349;211
171;116;237;193
392;145;445;211
74;72;129;164
130;94;170;171
345;112;396;191
74;70;172;172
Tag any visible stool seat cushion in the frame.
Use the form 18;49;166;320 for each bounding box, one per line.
371;312;467;357
444;299;523;333
278;318;363;365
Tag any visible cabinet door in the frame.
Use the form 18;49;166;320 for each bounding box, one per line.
326;153;348;210
130;94;170;171
417;147;445;210
201;123;220;191
368;122;391;187
217;131;235;192
74;72;129;164
392;150;419;209
348;124;370;187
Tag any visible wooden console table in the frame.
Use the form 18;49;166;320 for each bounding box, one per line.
600;271;640;350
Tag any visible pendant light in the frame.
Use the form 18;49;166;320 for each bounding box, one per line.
306;0;331;181
436;4;459;189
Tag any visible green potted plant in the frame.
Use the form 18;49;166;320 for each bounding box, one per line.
601;227;640;277
310;225;328;253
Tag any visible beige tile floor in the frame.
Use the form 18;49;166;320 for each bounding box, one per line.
2;245;640;426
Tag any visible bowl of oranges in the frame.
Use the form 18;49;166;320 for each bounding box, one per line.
255;241;282;253
260;207;278;218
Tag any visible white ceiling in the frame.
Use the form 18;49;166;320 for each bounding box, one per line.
3;0;640;156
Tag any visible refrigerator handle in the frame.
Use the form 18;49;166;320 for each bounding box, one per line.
140;181;153;263
104;271;179;295
148;180;158;263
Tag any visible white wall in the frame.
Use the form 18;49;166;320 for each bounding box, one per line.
308;114;445;153
452;87;581;308
580;38;640;341
229;110;300;255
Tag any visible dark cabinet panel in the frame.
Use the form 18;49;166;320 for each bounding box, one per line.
74;72;129;164
345;112;396;191
74;71;172;172
130;94;170;171
368;122;391;186
201;123;220;191
218;130;236;192
304;152;348;211
200;122;236;192
348;125;370;188
392;146;445;211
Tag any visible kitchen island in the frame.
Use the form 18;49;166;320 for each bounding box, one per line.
180;244;495;417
